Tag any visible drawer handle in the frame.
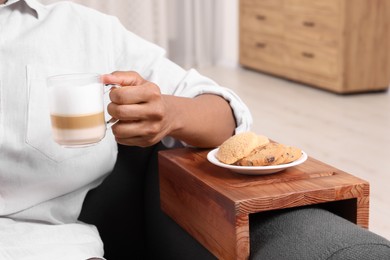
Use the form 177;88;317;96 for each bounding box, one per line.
303;21;315;27
256;14;267;21
256;42;267;48
302;52;315;58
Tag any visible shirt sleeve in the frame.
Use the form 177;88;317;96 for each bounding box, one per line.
107;16;253;147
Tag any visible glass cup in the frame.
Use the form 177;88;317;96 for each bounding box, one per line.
47;73;115;148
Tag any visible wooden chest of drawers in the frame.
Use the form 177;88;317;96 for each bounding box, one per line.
239;0;390;93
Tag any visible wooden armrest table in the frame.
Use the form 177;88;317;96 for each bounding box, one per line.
158;148;369;260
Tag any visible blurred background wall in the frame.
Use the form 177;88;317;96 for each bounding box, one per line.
40;0;239;68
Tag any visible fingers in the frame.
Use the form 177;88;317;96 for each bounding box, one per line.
108;82;160;105
102;71;161;105
111;120;165;147
101;71;145;86
106;82;163;121
107;101;164;121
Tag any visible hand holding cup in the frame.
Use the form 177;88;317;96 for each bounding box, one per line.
101;71;171;147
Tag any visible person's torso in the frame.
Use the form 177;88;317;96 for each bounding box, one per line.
0;0;118;223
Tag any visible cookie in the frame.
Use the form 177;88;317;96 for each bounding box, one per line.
236;143;285;166
278;145;302;164
216;132;269;164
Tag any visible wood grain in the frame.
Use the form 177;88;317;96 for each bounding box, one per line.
159;148;369;260
239;0;390;93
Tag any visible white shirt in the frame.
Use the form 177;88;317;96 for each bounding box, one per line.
0;0;252;259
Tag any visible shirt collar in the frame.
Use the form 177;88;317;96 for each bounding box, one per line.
3;0;46;19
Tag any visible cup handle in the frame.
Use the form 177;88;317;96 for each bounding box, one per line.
104;84;121;128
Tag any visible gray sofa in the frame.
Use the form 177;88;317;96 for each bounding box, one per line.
79;143;390;259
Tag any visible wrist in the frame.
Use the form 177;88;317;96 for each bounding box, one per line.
162;95;186;138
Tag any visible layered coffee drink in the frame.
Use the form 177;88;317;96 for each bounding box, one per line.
50;112;106;146
47;74;107;147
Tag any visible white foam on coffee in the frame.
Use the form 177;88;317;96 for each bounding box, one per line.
48;83;103;115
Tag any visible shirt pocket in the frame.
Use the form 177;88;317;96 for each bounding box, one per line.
25;65;96;162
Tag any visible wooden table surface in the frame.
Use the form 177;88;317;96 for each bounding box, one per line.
159;148;369;260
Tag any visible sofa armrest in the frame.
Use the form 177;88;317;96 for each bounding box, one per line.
250;207;390;259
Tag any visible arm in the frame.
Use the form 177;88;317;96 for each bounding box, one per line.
163;94;236;148
102;71;236;148
104;17;251;147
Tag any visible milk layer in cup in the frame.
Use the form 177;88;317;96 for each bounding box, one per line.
48;82;106;146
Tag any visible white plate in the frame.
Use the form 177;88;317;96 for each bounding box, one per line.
207;148;308;175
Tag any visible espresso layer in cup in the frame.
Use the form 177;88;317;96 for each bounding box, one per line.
50;112;104;129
